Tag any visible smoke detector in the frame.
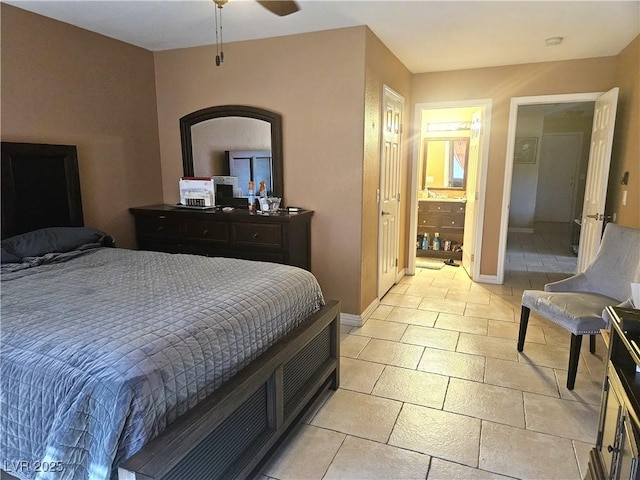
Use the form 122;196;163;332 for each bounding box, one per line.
545;37;564;47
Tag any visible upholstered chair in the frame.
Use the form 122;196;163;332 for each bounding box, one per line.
517;223;640;390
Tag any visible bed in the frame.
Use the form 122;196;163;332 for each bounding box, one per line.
0;142;340;480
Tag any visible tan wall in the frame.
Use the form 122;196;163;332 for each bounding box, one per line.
0;5;163;248
154;27;367;314
361;29;412;312
610;35;640;228
412;57;618;276
4;4;636;311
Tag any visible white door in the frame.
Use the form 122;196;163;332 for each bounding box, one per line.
535;134;582;223
378;86;404;298
576;87;619;273
462;109;482;276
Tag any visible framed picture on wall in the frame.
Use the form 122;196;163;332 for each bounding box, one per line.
514;137;538;164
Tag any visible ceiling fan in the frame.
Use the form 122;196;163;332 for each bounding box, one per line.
211;0;300;65
213;0;300;17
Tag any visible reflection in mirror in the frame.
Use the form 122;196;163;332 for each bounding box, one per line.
422;138;469;190
192;117;271;178
180;105;284;205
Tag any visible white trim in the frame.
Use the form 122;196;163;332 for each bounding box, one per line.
340;313;364;328
498;92;602;284
477;274;500;285
340;298;381;328
408;99;492;283
362;297;380;322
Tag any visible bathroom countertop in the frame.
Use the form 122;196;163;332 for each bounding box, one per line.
419;198;467;203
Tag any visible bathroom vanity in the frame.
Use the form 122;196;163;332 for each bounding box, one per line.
416;199;466;261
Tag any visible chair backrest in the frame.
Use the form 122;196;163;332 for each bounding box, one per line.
583;223;640;302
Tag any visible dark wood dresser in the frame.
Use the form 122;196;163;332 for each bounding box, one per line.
129;205;313;270
416;200;466;260
586;307;640;480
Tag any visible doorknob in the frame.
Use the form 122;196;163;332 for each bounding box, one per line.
381;211;392;216
585;213;603;221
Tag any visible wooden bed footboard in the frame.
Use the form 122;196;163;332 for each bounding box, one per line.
118;300;340;480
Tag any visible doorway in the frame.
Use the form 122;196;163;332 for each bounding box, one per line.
498;93;605;284
409;100;492;282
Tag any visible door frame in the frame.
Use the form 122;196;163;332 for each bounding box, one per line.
408;99;492;281
497;92;602;284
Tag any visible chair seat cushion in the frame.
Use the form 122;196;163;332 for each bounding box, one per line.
522;290;617;335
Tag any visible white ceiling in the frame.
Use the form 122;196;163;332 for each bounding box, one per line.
5;0;640;73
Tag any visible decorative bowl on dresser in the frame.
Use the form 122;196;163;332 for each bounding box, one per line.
130;205;313;271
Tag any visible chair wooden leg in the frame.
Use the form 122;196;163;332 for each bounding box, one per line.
590;334;596;354
517;306;530;352
567;334;583;390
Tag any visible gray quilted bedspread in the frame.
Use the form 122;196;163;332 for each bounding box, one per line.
1;248;324;480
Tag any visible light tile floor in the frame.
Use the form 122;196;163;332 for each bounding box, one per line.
259;223;603;480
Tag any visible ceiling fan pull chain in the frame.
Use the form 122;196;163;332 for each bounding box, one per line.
219;5;224;63
214;1;221;66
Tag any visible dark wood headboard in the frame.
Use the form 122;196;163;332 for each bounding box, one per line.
1;142;84;239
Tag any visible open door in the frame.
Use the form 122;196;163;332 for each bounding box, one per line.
576;87;619;273
462;109;482;277
378;86;404;298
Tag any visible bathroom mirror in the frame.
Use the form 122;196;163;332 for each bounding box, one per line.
180;105;284;203
421;137;469;190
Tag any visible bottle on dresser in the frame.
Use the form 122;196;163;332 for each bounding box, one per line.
433;232;441;251
422;233;430;250
248;181;255;212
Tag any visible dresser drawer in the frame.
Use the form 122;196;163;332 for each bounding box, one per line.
136;215;181;238
440;214;465;228
232;223;283;248
183;219;229;243
417;213;438;228
427;203;453;213
453;204;466;214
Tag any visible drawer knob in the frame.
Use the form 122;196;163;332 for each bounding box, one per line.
158;215;167;219
202;229;209;235
252;232;259;239
157;226;164;231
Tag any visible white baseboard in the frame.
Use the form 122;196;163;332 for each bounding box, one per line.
340;313;363;328
477;274;500;284
340;298;381;328
508;227;534;233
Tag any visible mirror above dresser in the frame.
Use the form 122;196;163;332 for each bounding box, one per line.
180;105;284;204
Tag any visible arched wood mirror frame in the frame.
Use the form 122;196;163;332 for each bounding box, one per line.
180;105;284;204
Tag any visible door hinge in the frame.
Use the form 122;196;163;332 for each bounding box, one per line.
395;258;398;267
397;192;401;203
470;253;475;262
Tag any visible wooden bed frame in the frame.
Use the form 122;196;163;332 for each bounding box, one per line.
1;142;341;480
